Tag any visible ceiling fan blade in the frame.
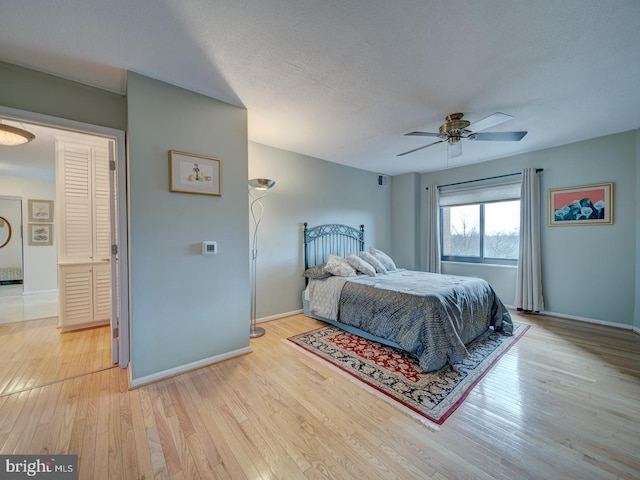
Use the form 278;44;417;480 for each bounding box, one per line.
467;112;512;132
447;141;462;159
397;140;444;157
470;131;527;141
404;131;441;137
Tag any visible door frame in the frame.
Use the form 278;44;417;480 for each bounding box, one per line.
0;196;24;294
0;105;130;368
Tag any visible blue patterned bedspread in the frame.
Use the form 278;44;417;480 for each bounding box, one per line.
330;270;512;372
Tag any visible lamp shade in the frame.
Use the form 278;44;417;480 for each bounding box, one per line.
248;178;275;190
0;124;35;146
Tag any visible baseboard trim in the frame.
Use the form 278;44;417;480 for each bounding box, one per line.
60;319;109;332
22;289;58;296
256;309;303;324
129;346;252;389
509;306;640;333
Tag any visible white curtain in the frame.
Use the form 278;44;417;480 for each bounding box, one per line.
425;185;441;273
514;168;544;312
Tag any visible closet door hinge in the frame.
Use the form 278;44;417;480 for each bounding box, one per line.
112;327;119;339
111;244;118;254
109;160;116;171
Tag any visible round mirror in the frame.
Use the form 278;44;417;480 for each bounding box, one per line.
0;216;12;249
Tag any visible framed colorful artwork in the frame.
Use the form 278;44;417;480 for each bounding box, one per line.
548;182;613;226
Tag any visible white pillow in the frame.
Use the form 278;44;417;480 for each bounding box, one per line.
327;254;347;265
346;253;376;276
324;254;357;277
358;251;387;273
370;247;396;271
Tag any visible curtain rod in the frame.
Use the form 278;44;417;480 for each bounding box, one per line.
425;168;543;190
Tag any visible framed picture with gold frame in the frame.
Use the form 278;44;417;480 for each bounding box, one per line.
169;150;221;196
548;182;613;226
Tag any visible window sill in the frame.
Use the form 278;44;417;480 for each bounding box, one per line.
441;261;517;269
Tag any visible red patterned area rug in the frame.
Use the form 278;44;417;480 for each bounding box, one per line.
287;322;529;429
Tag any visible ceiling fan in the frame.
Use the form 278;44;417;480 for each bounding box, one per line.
398;112;527;158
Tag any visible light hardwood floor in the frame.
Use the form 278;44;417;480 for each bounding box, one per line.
0;317;113;397
0;311;639;479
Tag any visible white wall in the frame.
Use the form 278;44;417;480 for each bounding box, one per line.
128;73;250;381
248;142;392;319
0;198;22;271
0;176;56;292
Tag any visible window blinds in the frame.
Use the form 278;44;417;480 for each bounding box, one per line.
438;177;521;207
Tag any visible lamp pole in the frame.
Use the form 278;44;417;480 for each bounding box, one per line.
248;178;275;338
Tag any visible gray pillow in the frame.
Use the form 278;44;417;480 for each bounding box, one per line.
302;264;331;279
324;255;358;277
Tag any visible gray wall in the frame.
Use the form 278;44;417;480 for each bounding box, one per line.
3;59;637;385
248;142;391;319
127;73;250;380
0;61;392;382
395;130;638;327
636;130;640;331
0;61;126;130
390;173;421;270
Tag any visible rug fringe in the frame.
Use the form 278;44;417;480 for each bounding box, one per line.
284;339;441;431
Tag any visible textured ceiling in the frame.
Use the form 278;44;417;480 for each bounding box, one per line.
1;0;640;176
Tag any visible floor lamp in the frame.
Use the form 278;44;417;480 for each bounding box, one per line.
249;178;275;338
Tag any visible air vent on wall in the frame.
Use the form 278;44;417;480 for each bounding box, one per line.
377;174;389;187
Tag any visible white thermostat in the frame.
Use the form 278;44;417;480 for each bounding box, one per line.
202;241;217;255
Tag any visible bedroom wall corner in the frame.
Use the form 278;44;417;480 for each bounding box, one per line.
127;72;250;381
390;172;421;270
634;128;640;332
248;141;391;319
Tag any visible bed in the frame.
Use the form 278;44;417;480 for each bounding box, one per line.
0;266;23;284
301;222;513;372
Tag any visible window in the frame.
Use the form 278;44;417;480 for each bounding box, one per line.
439;180;520;265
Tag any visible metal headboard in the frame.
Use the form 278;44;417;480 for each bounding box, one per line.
303;222;365;269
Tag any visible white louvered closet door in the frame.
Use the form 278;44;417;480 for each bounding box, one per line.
60;144;92;263
92;144;112;323
93;146;111;262
57;139;112;331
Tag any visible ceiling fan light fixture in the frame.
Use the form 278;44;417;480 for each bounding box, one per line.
398;112;528;158
0;124;35;146
447;140;463;158
439;113;470;137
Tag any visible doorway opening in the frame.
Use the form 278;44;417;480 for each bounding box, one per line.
0;106;129;396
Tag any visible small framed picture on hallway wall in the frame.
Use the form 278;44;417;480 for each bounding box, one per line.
28;199;54;223
28;223;53;246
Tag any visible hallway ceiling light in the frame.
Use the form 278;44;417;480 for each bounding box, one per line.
0;124;36;146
